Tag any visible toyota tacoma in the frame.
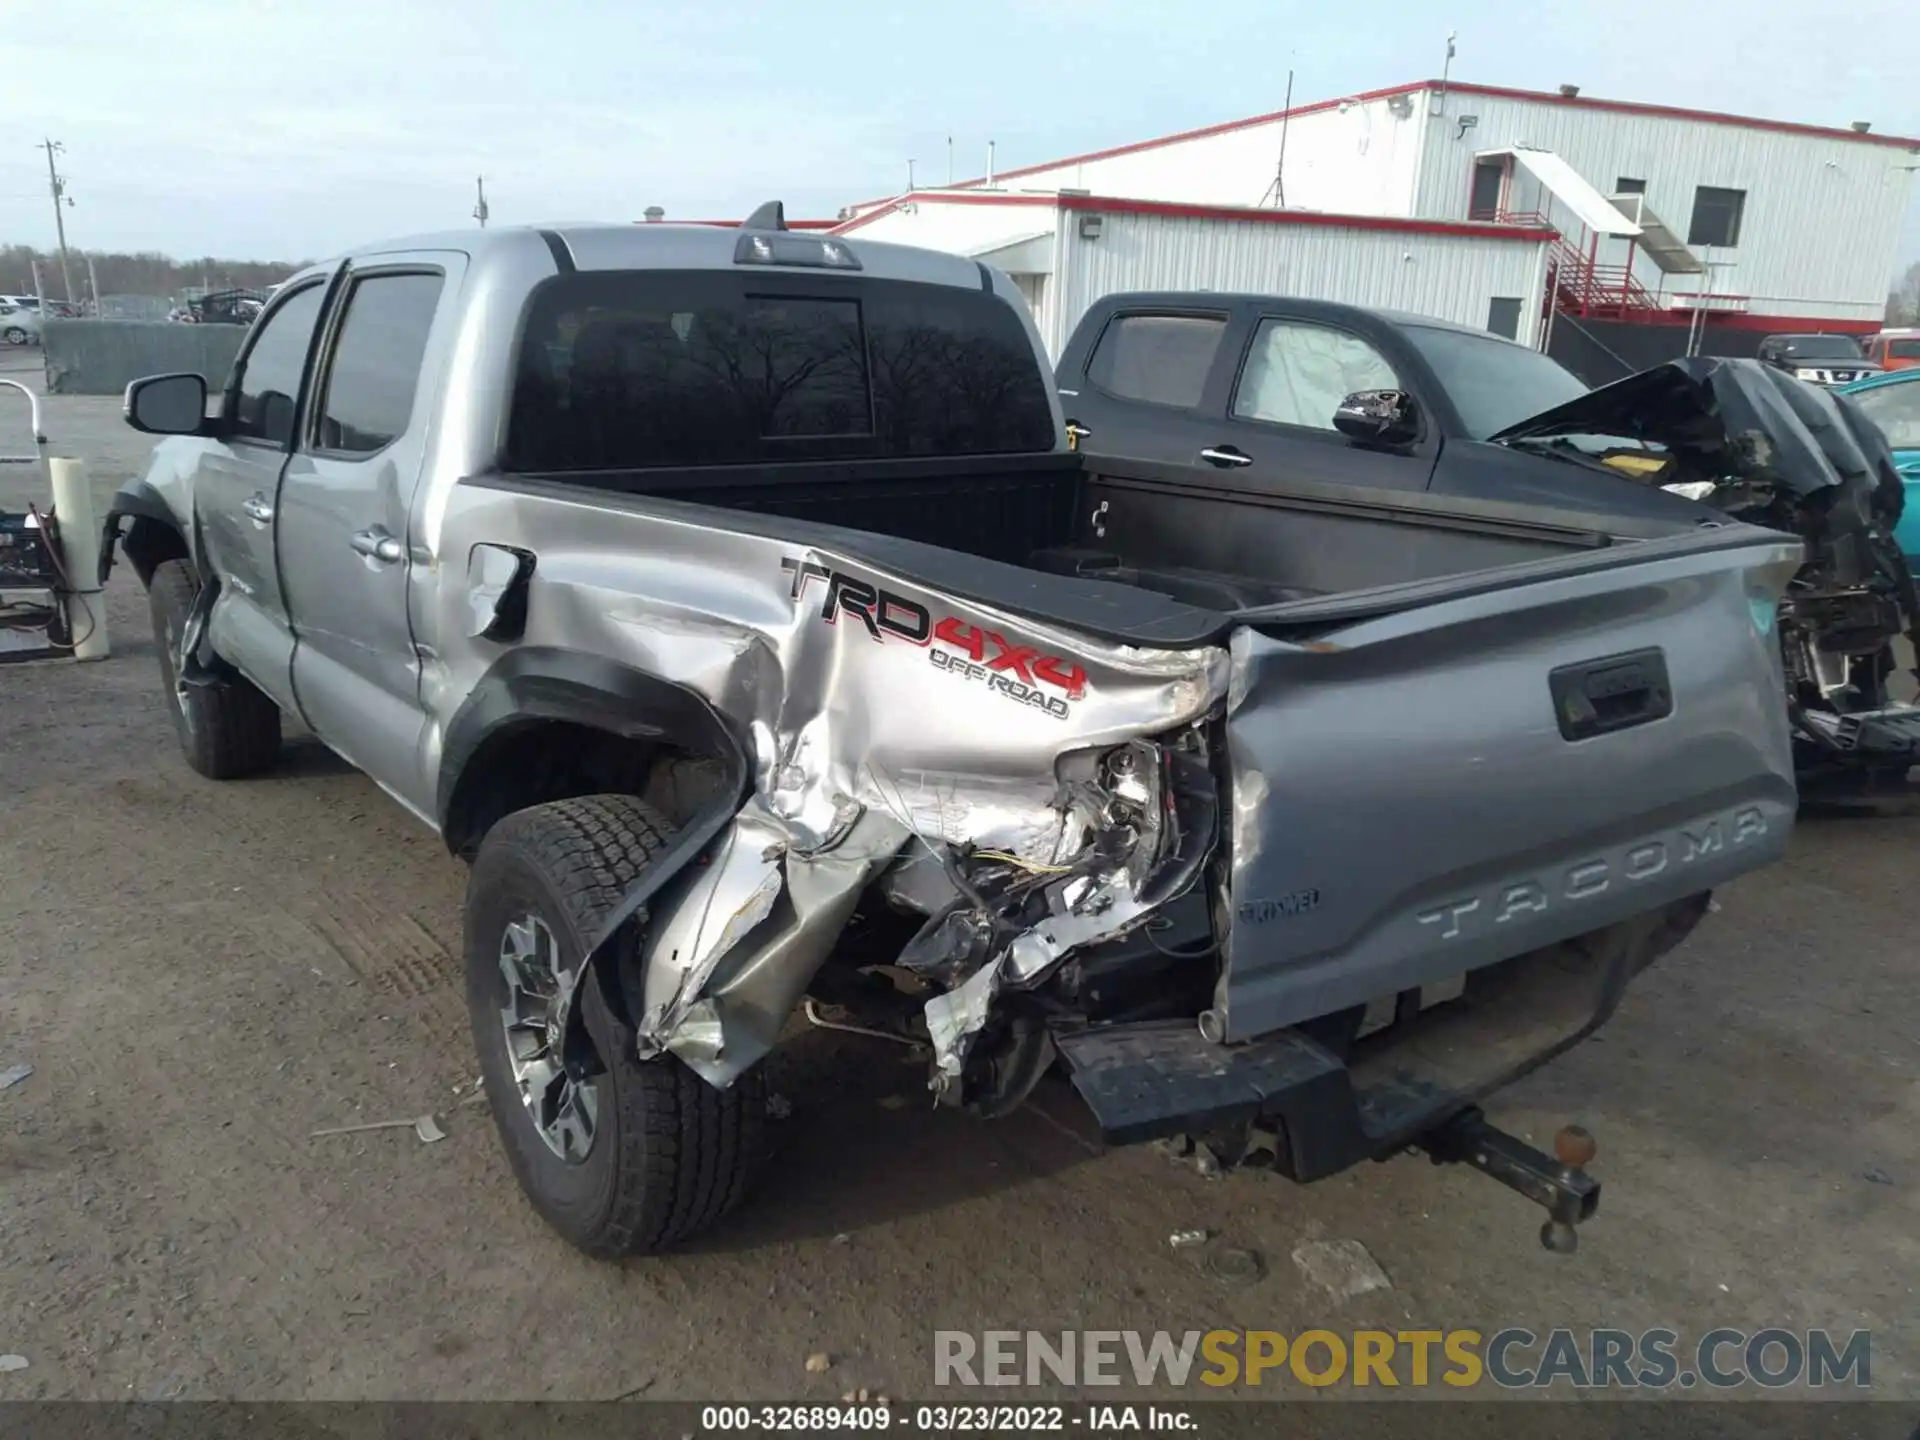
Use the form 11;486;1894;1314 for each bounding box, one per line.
103;209;1801;1257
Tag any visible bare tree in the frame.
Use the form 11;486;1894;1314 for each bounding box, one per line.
1888;260;1920;327
0;243;306;301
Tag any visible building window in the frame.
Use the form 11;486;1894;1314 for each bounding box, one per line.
1614;177;1647;194
1687;186;1746;248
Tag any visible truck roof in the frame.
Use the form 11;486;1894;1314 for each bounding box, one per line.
1083;291;1521;344
292;219;994;295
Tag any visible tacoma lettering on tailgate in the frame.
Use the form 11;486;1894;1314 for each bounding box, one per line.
1415;806;1769;941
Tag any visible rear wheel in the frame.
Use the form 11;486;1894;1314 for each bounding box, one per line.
146;558;281;779
466;795;766;1256
3;326;27;345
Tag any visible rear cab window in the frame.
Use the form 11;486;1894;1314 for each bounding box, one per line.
1084;313;1227;410
503;272;1056;471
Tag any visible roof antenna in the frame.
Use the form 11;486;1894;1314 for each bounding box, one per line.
742;200;788;231
947;135;954;186
1433;30;1457;117
472;175;489;228
1259;68;1295;208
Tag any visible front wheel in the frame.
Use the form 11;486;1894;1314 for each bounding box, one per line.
3;327;27;345
147;558;281;778
465;794;767;1256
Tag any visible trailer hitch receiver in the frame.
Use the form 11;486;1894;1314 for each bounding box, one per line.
1418;1109;1600;1253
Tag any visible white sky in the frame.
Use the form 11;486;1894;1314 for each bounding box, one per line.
3;0;1916;271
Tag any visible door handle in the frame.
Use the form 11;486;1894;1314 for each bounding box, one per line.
241;493;274;524
1548;648;1673;742
1200;447;1253;468
349;526;405;564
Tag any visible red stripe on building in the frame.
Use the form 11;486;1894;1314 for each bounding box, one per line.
849;81;1920;209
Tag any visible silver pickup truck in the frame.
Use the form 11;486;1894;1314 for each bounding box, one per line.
103;207;1802;1258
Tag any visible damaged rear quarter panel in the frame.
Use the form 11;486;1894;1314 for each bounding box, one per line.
425;480;1229;1081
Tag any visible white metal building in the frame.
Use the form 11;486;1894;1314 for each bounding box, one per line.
833;80;1920;351
836;192;1552;355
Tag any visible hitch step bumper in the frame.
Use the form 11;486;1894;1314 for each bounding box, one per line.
1416;1109;1601;1252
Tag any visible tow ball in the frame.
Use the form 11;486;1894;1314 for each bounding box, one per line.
1417;1109;1600;1254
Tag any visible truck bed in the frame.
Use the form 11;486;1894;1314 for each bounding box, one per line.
508;447;1772;639
491;448;1802;1051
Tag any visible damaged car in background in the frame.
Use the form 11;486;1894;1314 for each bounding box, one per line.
103;210;1801;1260
1492;358;1920;799
1054;296;1919;802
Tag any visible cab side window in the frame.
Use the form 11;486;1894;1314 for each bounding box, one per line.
1085;313;1227;410
1232;319;1399;431
230;284;327;447
313;272;445;454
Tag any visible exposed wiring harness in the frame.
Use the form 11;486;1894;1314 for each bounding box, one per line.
970;849;1075;876
1144;914;1218;960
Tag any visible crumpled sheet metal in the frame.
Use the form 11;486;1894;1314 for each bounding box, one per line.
507;511;1229;1085
1492;355;1903;522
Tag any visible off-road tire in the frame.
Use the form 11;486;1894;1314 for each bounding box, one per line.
147;558;282;779
466;794;767;1257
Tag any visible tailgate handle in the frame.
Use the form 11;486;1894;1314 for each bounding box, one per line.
1549;647;1673;742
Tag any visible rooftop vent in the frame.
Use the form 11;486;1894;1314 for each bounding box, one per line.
1850;120;1872;133
643;206;665;223
1559;84;1581;98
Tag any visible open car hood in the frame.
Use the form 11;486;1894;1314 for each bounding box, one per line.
1489;356;1903;523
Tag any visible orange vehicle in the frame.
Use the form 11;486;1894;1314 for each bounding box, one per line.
1864;328;1920;372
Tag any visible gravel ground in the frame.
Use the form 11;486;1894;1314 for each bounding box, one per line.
1;349;1916;1407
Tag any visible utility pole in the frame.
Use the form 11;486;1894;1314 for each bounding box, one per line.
473;175;489;228
38;139;75;302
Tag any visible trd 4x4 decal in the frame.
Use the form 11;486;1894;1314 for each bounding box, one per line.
782;558;1088;720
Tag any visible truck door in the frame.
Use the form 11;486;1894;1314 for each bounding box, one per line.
273;255;462;816
194;276;335;713
1208;315;1437;492
1061;308;1232;463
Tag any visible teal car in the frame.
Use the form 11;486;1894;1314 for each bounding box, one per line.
1838;368;1920;565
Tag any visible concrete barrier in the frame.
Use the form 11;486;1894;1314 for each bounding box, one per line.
42;320;247;397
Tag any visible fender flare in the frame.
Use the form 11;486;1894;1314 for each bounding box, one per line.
438;648;754;1068
101;478;193;587
436;646;751;847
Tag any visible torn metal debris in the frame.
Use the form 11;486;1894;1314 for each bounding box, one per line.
311;1114;446;1144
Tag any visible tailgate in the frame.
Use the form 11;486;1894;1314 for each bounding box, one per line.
1218;530;1803;1042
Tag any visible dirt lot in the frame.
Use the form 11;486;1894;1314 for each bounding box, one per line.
1;350;1917;1405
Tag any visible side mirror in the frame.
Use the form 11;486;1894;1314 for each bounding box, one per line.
124;373;209;436
1333;389;1419;447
